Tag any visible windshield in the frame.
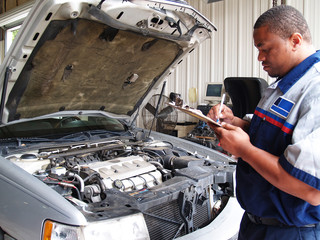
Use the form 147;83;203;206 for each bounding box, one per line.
0;115;126;139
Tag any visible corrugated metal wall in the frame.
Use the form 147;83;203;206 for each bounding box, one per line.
138;0;320;127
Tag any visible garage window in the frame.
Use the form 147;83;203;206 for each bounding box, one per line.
0;1;34;61
5;25;20;53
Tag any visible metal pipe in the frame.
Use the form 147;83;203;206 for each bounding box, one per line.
0;67;11;124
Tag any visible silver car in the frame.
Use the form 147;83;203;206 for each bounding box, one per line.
0;0;243;239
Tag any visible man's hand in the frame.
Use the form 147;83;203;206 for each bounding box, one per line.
210;122;251;158
207;104;250;132
207;104;235;124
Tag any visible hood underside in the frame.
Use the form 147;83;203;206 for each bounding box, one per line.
0;0;215;123
6;19;181;121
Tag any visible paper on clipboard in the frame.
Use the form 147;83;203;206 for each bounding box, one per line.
168;102;222;127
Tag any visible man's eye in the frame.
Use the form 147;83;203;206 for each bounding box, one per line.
259;48;269;54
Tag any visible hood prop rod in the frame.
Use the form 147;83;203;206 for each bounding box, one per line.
148;81;166;138
0;67;11;124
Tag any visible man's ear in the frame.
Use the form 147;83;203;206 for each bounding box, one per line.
290;32;303;50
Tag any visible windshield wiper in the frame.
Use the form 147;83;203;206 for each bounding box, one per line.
0;136;88;145
0;129;132;147
0;132;90;145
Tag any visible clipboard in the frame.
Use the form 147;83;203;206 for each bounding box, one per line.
168;102;222;127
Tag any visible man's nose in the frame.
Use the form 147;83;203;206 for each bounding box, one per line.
258;51;266;62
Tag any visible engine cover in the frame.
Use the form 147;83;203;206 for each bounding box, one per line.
87;155;162;192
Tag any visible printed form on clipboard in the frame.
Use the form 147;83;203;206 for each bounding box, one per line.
168;102;222;127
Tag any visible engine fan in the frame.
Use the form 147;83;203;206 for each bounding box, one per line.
142;94;178;135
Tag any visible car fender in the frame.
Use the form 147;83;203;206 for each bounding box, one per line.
0;156;87;240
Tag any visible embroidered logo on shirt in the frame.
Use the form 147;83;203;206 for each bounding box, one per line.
270;96;295;119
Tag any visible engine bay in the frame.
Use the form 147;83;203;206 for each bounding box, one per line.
5;135;235;235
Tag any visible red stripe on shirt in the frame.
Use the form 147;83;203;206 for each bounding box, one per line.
254;110;293;134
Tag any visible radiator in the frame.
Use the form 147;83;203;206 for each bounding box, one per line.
144;199;211;240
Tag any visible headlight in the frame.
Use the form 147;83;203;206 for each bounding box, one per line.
42;213;150;240
82;212;150;240
42;220;84;240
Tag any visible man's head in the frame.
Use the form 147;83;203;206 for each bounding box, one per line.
253;5;315;78
254;5;312;44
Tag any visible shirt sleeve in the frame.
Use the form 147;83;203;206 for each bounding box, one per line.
279;83;320;190
243;113;253;122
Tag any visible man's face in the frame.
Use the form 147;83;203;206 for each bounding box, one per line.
253;25;295;78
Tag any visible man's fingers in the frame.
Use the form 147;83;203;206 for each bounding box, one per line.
221;122;237;130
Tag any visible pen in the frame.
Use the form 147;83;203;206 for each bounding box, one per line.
217;93;226;123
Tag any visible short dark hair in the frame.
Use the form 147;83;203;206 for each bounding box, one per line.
254;5;312;43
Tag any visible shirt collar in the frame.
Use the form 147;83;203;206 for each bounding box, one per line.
277;50;320;93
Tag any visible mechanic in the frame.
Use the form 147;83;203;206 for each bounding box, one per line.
207;5;320;239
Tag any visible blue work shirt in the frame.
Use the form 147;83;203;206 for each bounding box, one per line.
236;51;320;227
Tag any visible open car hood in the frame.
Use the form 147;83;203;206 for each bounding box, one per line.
0;0;215;124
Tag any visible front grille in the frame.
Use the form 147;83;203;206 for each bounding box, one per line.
144;199;211;240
